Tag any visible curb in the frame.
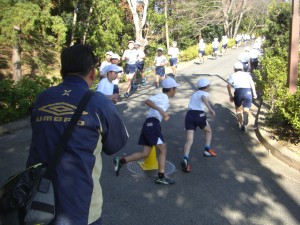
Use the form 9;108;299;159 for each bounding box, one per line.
254;100;300;172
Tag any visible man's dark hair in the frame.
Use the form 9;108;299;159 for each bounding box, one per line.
61;45;97;78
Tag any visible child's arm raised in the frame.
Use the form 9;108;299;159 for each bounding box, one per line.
201;95;216;117
145;99;170;121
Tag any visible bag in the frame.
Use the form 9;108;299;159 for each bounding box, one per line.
0;163;55;225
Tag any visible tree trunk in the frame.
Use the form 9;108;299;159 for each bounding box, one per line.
127;0;149;48
83;1;95;44
164;0;170;49
12;26;21;82
70;4;78;45
12;46;21;82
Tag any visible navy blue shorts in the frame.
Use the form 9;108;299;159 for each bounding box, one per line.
234;88;252;108
113;84;119;94
199;50;205;56
213;48;218;53
136;61;144;72
222;44;227;49
155;66;165;77
138;117;164;147
241;62;249;71
169;58;178;66
185;110;207;131
125;64;137;74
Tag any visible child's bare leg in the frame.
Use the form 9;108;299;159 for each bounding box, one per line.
156;143;167;173
203;122;212;147
125;145;152;162
183;130;194;158
155;75;159;87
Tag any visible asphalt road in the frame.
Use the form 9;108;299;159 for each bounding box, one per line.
1;46;300;225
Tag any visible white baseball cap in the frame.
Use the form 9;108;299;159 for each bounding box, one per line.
197;78;210;88
106;64;122;73
106;51;113;55
234;61;244;70
157;47;163;51
134;41;141;46
162;77;180;88
128;40;135;44
110;53;120;60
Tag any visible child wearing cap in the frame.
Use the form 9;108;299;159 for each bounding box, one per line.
110;53;123;95
181;78;217;173
114;77;180;185
211;38;220;60
134;41;147;86
96;64;122;104
122;40;139;98
99;51;113;79
167;41;180;77
198;38;206;64
227;62;257;133
154;48;167;88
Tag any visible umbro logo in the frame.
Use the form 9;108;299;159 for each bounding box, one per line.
38;102;88;116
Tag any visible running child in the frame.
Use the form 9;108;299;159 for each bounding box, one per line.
114;77;180;185
181;78;217;173
154;47;167;88
122;40;138;98
167;41;180;77
96;64;122;104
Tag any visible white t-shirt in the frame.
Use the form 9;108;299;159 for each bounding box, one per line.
188;90;209;111
96;78;114;95
227;71;253;89
136;49;146;62
122;49;138;65
154;55;167;67
212;41;219;48
99;61;111;76
249;49;260;59
146;93;170;122
168;47;180;58
238;52;250;63
198;42;206;51
222;38;228;45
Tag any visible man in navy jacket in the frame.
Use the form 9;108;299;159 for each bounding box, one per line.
27;45;128;225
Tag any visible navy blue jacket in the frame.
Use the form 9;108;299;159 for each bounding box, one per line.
27;76;128;224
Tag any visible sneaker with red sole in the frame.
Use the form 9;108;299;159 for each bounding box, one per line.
203;149;217;157
181;158;191;173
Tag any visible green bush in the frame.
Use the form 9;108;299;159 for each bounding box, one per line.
0;76;60;124
179;45;198;62
255;51;300;143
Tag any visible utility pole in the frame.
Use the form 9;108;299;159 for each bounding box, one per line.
287;0;299;94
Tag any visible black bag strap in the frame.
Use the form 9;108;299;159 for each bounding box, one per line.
38;90;94;192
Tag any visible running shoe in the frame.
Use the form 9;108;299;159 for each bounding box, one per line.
203;149;218;157
243;112;249;125
181;158;190;173
155;177;175;185
240;125;246;133
124;92;129;98
113;157;122;176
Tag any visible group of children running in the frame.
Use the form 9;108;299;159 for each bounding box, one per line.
96;40;181;102
95;40;235;185
97;39;258;185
